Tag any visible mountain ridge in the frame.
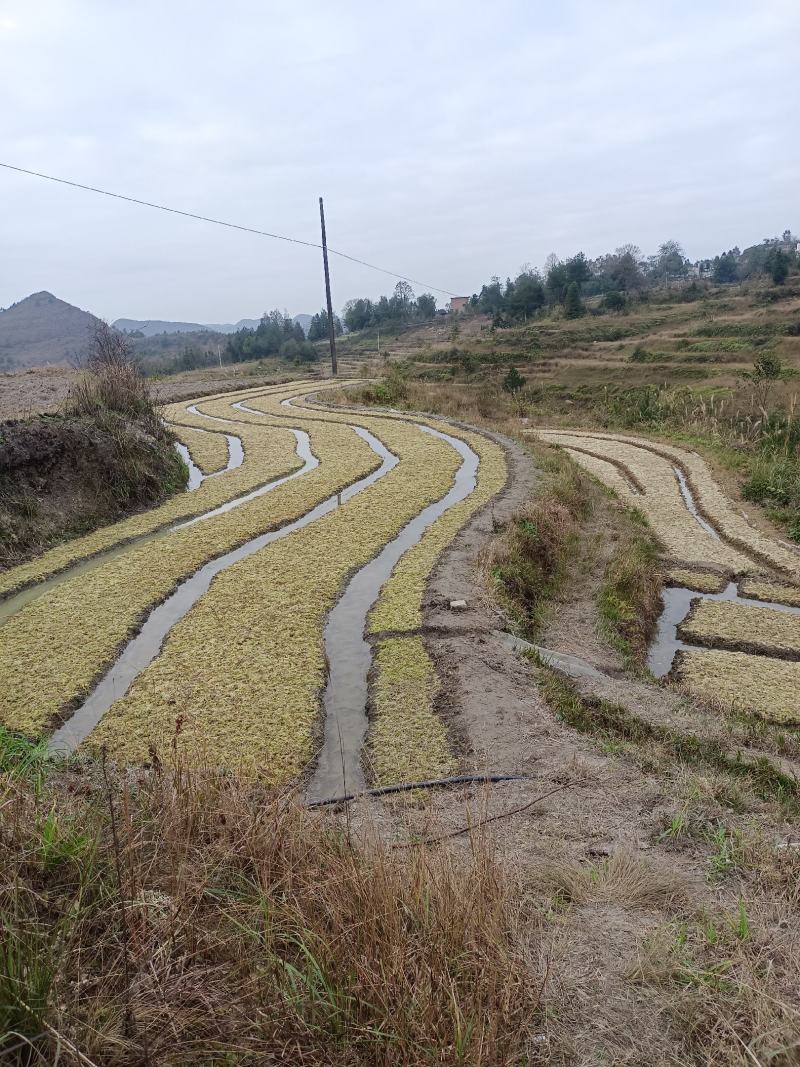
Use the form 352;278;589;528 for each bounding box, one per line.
0;291;100;369
113;313;313;337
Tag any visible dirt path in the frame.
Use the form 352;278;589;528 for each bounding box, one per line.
360;430;800;1065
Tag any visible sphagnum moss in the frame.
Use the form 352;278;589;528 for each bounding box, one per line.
89;420;462;772
368;430;506;634
539;431;750;572
240;386;508;780
0;417;300;597
170;423;231;474
740;577;800;608
0;419;379;736
366;636;456;785
0;379;371;597
677;648;800;724
539;429;800;578
680;599;800;658
666;568;728;594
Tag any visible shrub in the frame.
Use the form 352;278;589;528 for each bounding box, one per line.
604;385;666;426
502;366;526;393
602;290;627;312
68;322;163;437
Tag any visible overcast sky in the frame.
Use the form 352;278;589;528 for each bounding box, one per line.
1;0;797;324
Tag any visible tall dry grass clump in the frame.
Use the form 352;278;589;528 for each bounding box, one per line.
68;322;164;439
0;731;538;1065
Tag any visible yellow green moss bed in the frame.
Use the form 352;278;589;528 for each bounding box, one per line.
365;636;456;785
740;577;800;608
2;374;511;790
680;599;800;659
677;647;800;724
191;385;510;781
361;431;506;783
538;431;750;573
88;419;462;774
0;420;379;737
665;568;728;594
170;423;230;474
368;430;507;635
0;379;360;599
537;429;800;579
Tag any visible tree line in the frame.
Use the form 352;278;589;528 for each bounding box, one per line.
224;309;318;364
339;281;438;333
468;232;798;324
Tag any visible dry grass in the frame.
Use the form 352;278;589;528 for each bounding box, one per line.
67;322;161;437
597;514;663;664
541;851;695;909
0;735;539;1066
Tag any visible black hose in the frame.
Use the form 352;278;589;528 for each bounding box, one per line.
308;773;533;808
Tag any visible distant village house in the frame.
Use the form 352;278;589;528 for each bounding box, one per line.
449;296;470;313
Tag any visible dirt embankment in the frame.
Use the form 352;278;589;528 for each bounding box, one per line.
0;414;186;570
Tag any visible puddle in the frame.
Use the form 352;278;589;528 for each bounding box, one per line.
647;580;800;677
48;427;395;755
308;427;479;802
0;427;301;627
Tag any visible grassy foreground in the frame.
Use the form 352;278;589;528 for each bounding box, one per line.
0;730;534;1066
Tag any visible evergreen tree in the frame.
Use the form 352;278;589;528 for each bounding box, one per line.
564;282;583;318
712;252;738;283
771;249;789;285
502;366;526;393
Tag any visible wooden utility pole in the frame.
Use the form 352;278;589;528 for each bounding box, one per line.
318;196;337;376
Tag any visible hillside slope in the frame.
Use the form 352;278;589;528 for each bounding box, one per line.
0;291;100;369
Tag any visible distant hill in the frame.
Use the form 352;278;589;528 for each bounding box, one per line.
114;314;312;337
0;292;100;369
293;314;313;334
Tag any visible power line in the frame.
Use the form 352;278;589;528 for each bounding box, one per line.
0;161;458;298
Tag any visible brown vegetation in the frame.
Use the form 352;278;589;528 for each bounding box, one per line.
0;735;536;1065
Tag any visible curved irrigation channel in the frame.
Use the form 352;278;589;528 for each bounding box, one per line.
0;418;306;626
203;390;488;798
48;425;394;754
172;426;244;491
646;463;800;675
49;396;488;809
308;426;479;801
537;430;800;680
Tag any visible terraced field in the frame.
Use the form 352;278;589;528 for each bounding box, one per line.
534;428;800;723
0;380;507;797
